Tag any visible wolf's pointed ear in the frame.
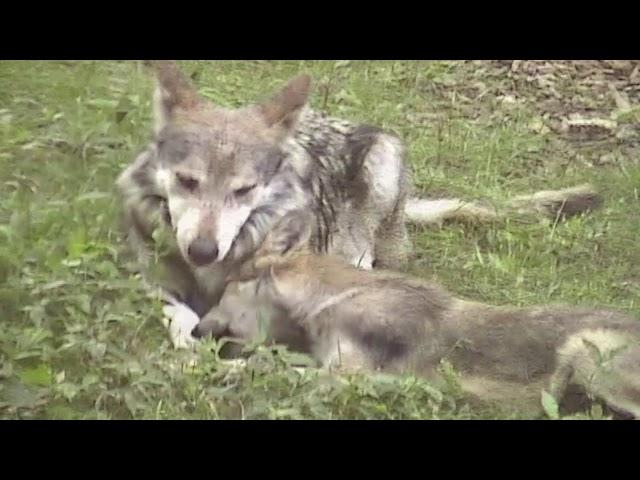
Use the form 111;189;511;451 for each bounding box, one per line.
258;74;311;139
148;61;203;134
258;210;313;258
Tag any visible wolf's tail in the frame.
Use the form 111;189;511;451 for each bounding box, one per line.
404;184;603;226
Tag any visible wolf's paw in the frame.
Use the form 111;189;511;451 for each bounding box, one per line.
161;303;201;350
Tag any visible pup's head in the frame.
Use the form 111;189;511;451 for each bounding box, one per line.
189;211;315;345
147;61;312;268
190;211;314;344
228;209;314;283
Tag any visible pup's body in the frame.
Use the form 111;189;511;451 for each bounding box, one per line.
194;215;640;418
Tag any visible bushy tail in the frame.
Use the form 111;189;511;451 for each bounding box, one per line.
404;184;603;226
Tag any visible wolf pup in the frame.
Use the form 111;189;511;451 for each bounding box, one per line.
116;61;603;348
193;211;640;419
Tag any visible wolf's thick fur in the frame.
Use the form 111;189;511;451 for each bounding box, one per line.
193;214;640;418
116;61;603;343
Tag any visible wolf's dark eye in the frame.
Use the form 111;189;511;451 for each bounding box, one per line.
176;173;199;192
233;184;257;198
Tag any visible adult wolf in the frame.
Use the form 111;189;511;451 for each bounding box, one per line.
116;61;602;347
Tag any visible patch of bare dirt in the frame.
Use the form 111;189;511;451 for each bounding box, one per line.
425;61;640;169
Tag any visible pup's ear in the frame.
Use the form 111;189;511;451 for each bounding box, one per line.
147;61;204;134
258;210;313;257
256;74;311;140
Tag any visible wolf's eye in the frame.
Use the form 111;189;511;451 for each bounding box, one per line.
176;173;199;192
233;184;257;198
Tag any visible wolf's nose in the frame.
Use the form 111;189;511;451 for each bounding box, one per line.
188;238;219;266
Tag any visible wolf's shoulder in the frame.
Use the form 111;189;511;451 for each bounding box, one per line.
295;109;353;145
293;109;390;163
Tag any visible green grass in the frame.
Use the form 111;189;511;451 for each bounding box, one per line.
1;60;638;419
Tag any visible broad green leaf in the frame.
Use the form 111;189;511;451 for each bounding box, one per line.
20;364;53;387
541;390;560;420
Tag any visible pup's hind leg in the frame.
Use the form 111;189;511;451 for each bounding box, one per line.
557;329;640;419
548;357;575;406
317;334;372;374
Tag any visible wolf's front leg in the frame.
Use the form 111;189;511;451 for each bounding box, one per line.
161;301;201;350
